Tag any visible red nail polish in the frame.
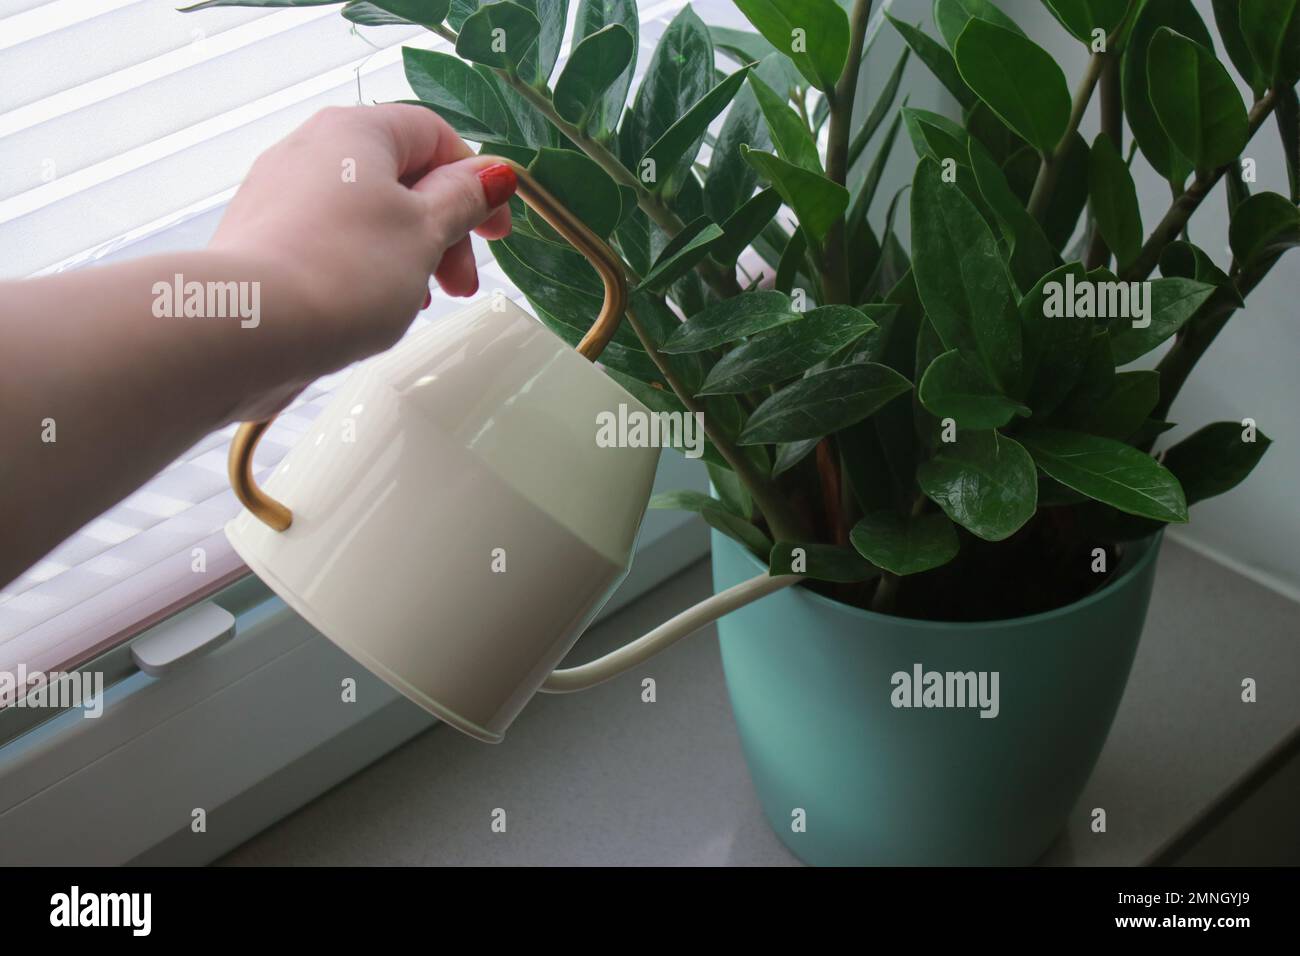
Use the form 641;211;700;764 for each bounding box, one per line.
422;290;432;310
477;163;517;208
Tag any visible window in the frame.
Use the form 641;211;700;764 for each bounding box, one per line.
0;0;714;687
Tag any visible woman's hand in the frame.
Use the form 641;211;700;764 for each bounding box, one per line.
209;103;516;374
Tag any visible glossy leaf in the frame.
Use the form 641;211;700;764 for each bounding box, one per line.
456;1;540;71
1228;192;1300;269
621;7;712;172
733;0;850;92
748;72;822;172
1088;132;1143;270
1017;427;1189;522
847;46;911;168
849;510;960;576
697;306;882;395
649;490;772;556
1039;0;1128;44
742;146;850;242
708;26;803;96
1018;263;1094;414
662;290;798;353
1059;370;1159;440
918;349;1031;429
917;430;1037;541
954;19;1071;154
573;0;639;137
1122;0;1212;184
1161;421;1273;506
968;136;1058;293
1211;0;1267;97
553;24;635;127
910;159;1021;392
1107;277;1216;364
525;148;622;239
403;48;513;144
1277;87;1300;204
1147;27;1248;174
1240;0;1300;86
636;219;725;293
769;542;880;582
934;0;1025;49
886;14;975;109
643;67;751;194
739;364;912;444
713;188;784;266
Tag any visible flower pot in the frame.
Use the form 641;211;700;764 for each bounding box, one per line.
711;529;1163;866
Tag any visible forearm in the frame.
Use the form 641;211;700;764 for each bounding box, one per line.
0;249;320;587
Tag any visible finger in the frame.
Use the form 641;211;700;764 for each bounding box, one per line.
411;156;518;246
473;203;513;241
365;103;472;181
434;236;479;298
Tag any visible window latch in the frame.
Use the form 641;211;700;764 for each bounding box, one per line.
130;603;236;677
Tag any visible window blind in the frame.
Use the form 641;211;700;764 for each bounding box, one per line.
0;0;726;684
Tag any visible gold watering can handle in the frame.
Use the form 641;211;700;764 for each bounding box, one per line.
228;157;628;532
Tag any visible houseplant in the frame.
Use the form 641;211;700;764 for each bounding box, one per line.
185;0;1299;864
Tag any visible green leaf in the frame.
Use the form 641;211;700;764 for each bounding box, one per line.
910;159;1021;392
917;430;1037;541
1276;88;1300;204
662;290;798;353
967;136;1058;293
643;67;752;194
1147;27;1249;175
1042;132;1090;251
847;108;906;243
1122;0;1212;184
886;14;975;109
179;0;340;8
1161;421;1273;506
1228;191;1300;269
954;19;1071;154
771;438;821;476
574;0;639;137
475;66;554;148
768;542;880;582
1240;0;1300;86
636;218;725;293
1018;426;1188;522
1107;277;1216;364
1058;370;1159;440
934;0;1025;49
708;26;803;95
621;7;713;171
774;227;808;295
713;188;784;266
344;2;450;26
902;106;971;165
709;462;752;519
748;72;822;172
697;306;882;395
704;65;771;222
553;24;635;127
739;364;912;444
456;1;541;71
1039;0;1128;44
918;349;1031;429
524;0;570;85
524;148;621;239
402;48;513;144
448;0;479;29
849;510;960;576
1211;0;1268;97
733;0;851;92
1018;263;1094;414
742;146;850;242
1088;131;1143;270
649;490;772;557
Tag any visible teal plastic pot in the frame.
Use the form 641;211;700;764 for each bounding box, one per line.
712;529;1163;866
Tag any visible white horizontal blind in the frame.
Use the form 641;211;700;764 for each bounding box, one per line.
0;0;729;680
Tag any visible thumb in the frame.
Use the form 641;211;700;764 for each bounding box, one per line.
412;156;517;248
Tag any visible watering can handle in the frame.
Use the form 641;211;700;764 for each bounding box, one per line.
227;158;628;532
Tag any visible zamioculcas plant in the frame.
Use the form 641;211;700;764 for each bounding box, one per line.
184;0;1298;624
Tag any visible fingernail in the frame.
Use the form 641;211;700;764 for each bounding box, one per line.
422;289;432;310
477;163;517;208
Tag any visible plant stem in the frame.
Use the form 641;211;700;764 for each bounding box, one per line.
820;0;874;309
1027;50;1105;222
1085;53;1123;269
1122;91;1278;281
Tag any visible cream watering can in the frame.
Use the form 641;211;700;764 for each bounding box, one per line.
225;159;793;742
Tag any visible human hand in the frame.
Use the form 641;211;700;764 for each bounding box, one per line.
209;103;516;380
